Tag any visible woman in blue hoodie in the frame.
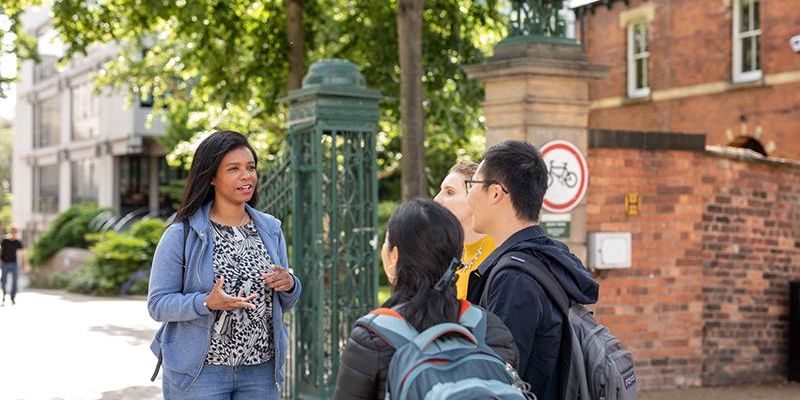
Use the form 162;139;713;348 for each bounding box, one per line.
148;130;302;399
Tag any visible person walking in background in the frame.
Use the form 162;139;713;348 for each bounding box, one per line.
333;199;518;399
434;161;496;299
148;130;302;399
1;225;25;305
466;140;599;400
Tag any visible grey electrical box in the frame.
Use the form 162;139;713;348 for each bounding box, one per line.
588;232;632;269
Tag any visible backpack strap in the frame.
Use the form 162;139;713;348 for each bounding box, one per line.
458;300;489;344
480;251;571;317
413;322;478;351
355;308;418;349
483;250;580;400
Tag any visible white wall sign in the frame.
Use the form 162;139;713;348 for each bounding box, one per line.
540;140;589;213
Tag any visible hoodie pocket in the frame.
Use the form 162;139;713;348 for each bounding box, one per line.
162;322;210;375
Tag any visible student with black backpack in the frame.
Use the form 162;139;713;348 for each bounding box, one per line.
334;199;525;399
465;140;602;400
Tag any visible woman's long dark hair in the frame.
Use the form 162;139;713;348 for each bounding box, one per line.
383;199;464;331
174;130;259;223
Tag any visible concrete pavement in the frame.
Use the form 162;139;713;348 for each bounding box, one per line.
2;288;799;400
0;288;162;400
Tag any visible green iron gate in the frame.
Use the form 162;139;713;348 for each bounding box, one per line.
257;59;381;399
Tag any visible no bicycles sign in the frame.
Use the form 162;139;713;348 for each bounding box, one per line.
540;140;588;213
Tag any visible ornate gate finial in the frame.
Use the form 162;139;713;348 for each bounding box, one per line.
508;0;572;40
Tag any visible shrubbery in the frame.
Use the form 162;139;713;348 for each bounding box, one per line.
39;216;167;296
28;205;107;267
73;218;167;296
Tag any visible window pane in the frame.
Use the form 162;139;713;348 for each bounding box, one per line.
71;159;98;205
740;0;751;32
72;83;98;141
636;59;646;89
119;156;150;216
742;36;754;72
633;24;647;54
642;57;649;89
36;96;61;148
753;0;759;30
638;24;648;53
753;36;760;71
35;165;60;214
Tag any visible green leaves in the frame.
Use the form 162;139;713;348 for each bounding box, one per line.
0;0;41;98
10;0;508;196
28;204;107;267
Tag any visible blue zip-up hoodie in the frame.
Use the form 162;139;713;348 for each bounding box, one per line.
148;202;302;392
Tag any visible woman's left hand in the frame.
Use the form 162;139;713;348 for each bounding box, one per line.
262;265;295;292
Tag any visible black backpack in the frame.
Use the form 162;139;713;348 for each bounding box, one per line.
481;248;638;400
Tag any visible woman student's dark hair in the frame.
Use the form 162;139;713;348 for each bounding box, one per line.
174;130;259;223
383;199;464;331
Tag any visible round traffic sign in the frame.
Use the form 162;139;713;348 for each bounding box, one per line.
540;140;588;213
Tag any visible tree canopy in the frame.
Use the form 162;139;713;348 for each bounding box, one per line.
2;0;508;197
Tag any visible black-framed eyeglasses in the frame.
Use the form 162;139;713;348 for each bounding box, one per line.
464;179;509;193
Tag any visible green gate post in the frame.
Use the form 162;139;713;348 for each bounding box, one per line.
279;59;381;399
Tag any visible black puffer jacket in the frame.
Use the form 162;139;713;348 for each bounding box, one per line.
332;308;519;400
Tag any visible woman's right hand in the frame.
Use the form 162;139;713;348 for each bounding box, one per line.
204;275;256;311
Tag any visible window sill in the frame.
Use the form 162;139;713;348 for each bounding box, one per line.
727;78;767;92
623;93;652;105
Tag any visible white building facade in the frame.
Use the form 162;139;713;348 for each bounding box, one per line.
12;8;177;240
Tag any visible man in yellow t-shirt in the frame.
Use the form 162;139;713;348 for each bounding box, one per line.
434;161;496;299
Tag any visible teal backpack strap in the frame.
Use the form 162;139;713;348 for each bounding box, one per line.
458;301;489;344
413;322;478;351
355;308;418;349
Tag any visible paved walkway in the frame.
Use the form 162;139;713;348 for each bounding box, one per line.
2;287;799;399
0;288;162;400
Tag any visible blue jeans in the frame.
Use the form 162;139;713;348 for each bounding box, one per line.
163;360;279;400
1;262;17;302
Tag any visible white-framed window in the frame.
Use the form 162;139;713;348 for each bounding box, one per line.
71;83;98;141
33;164;60;214
732;0;761;82
34;95;61;148
627;21;650;98
71;158;98;205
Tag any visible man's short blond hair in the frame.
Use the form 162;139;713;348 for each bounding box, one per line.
449;161;479;178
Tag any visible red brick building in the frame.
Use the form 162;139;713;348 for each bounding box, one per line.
468;0;800;391
568;0;800;390
586;132;800;389
574;0;800;160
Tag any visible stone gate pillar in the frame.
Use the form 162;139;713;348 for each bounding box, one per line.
464;0;607;260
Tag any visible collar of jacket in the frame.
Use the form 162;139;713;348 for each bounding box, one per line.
188;202;280;242
477;225;546;275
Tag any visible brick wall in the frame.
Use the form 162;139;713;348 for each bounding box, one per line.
699;156;800;385
578;0;800;160
586;144;800;390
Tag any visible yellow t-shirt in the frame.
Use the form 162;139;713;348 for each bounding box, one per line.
455;235;496;300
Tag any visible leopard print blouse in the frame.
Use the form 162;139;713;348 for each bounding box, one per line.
205;219;275;366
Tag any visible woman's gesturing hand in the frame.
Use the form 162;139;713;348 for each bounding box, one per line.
262;265;295;292
204;275;257;311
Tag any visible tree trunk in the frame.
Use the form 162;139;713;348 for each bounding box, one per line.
287;0;304;91
396;0;427;200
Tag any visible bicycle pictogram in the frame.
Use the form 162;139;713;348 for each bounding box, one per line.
547;160;578;189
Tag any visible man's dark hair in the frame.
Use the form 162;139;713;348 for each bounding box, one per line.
481;140;548;221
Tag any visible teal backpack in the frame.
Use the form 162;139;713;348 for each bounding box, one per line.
355;301;533;400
